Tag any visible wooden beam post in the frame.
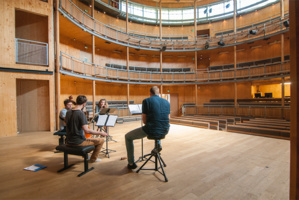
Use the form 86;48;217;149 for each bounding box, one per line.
290;0;299;199
55;0;60;130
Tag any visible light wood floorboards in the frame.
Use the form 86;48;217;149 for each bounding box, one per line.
0;121;290;200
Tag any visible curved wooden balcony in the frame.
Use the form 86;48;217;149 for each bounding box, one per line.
59;0;289;52
60;52;290;85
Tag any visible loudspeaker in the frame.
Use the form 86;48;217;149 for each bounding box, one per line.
283;20;289;28
205;42;209;49
161;46;166;51
218;41;225;46
249;30;257;35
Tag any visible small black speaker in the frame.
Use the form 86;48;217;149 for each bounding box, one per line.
283;20;289;28
218;41;225;46
249;30;257;35
205;42;209;49
161;46;166;51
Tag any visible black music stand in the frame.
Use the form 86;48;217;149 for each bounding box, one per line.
96;109;117;158
99;108;117;142
128;104;145;163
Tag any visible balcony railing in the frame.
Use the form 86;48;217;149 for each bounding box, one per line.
15;38;48;66
60;51;290;85
183;104;290;120
59;0;289;52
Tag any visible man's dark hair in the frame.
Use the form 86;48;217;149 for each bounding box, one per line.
150;86;159;95
76;95;87;105
64;99;72;106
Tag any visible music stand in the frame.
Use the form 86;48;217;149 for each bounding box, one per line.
96;110;117;158
98;108;117;142
128;104;145;163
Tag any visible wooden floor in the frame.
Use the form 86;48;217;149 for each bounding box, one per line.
0;121;290;200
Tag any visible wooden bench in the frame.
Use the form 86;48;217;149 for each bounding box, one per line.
56;144;95;177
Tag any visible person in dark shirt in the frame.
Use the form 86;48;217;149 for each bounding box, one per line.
65;95;108;162
125;86;170;169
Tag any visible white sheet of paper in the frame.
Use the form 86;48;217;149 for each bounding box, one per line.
96;115;108;126
129;104;142;115
106;115;118;127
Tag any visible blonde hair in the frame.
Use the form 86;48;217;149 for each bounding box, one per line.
98;99;109;108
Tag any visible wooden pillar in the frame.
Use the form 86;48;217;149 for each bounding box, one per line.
233;0;237;114
127;83;130;112
290;0;299;199
195;84;197;109
91;0;96;119
160;85;163;95
125;0;130;108
55;0;60;130
159;1;162;73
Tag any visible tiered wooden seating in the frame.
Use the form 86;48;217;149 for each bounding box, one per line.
227;118;290;138
170;115;241;131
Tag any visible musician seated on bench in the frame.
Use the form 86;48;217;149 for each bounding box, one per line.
65;95;108;162
59;99;73;131
125;86;170;170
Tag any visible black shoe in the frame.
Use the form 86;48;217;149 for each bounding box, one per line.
127;163;138;170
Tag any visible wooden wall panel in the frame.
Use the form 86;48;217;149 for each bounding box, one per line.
0;0;54;71
0;72;54;137
17;79;50;132
197;82;252;105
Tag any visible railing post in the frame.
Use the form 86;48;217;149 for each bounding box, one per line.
60;52;62;70
249;106;251;117
83;62;85;75
15;38;18;63
46;43;49;66
71;57;74;73
264;106;267;118
150;72;152;82
106;67;108;79
117;69;119;80
94;64;96;76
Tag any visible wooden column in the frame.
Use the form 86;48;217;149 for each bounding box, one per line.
159;1;162;73
290;0;299;199
91;0;96;119
127;83;130;112
126;0;130;108
55;0;60;130
195;84;198;112
160;85;163;95
233;0;237;115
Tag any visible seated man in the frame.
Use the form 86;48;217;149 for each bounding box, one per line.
65;95;108;162
125;86;170;169
59;99;73;131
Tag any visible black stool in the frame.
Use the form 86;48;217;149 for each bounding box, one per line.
136;136;168;182
56;144;95;177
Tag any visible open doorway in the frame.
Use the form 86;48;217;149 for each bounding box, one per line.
16;79;50;133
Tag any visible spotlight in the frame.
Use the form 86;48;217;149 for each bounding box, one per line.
204;42;209;49
218;40;225;46
204;9;207;14
226;4;230;9
249;30;257;35
283;20;289;27
161;46;166;51
209;8;212;13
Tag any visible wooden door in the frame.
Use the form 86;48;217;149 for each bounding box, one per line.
17;79;50;133
170;93;179;117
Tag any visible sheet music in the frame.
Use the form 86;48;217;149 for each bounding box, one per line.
96;115;108;126
106;115;118;127
129;104;142;115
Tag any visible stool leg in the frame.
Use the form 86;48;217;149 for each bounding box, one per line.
157;153;168;182
136;154;154;173
57;152;75;173
78;153;94;177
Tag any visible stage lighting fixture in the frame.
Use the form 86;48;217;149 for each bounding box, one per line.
161;46;166;51
249;30;257;35
283;20;289;27
209;8;212;13
204;42;209;49
218;40;225;46
226;4;230;9
204;9;207;14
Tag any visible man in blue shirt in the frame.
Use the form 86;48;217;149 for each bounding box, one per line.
125;86;170;169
